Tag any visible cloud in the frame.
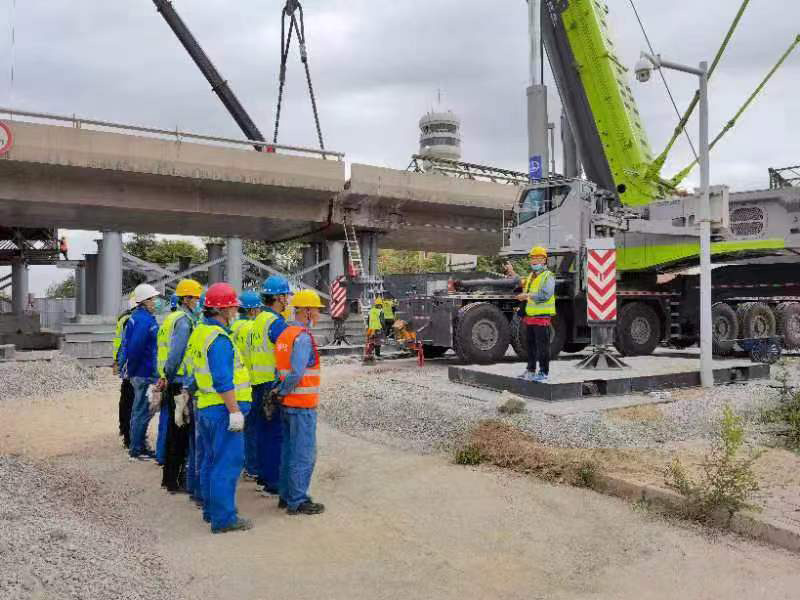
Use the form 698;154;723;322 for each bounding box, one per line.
1;0;797;294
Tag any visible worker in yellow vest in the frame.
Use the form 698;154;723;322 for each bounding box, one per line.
155;278;203;493
186;282;253;533
363;298;384;362
274;289;325;515
113;293;137;449
382;295;396;338
247;275;292;495
516;246;556;382
233;289;262;479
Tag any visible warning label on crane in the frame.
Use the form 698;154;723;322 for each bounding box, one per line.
0;122;13;156
586;238;617;323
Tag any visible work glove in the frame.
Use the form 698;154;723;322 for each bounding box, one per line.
174;390;190;427
147;387;162;417
228;411;245;432
264;388;280;419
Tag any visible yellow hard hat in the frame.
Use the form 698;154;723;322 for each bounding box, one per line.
175;278;203;297
290;289;324;308
374;297;383;306
529;246;548;258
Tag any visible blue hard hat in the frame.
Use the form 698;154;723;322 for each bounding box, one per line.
262;275;291;296
170;293;179;309
239;289;263;310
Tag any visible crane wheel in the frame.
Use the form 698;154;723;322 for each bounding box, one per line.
736;302;776;340
775;302;800;349
613;302;661;356
454;303;511;364
711;302;738;356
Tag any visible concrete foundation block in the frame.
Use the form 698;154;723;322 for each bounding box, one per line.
0;344;16;361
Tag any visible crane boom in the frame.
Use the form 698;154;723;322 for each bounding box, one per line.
151;0;266;149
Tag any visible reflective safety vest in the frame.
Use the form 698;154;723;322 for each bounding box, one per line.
189;323;252;409
523;271;556;317
157;311;189;378
113;312;131;362
231;318;247;336
368;306;383;331
275;326;320;409
232;319;254;373
383;300;394;320
248;310;279;385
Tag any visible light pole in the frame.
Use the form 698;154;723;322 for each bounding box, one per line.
636;53;713;388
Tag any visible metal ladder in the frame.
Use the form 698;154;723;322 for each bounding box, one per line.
343;216;363;279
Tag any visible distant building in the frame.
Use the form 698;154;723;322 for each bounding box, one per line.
419;110;462;161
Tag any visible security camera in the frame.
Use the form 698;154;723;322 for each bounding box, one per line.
634;57;652;83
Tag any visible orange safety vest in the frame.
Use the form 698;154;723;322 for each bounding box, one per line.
275;325;321;409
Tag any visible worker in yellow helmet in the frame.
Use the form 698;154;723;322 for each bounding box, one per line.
515;246;555;382
363;297;385;363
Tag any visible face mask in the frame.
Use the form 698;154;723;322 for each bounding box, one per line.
153;298;165;313
531;264;546;273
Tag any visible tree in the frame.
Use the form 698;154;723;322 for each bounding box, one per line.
378;250;448;274
242;239;303;273
123;234;207;289
46;275;76;298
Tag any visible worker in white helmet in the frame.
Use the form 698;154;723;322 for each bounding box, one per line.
118;283;162;461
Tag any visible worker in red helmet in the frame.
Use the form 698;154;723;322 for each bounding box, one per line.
185;282;253;533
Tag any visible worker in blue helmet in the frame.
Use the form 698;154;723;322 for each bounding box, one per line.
243;275;292;496
169;293;179;312
232;289;263;478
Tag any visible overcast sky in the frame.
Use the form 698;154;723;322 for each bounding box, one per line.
2;0;798;294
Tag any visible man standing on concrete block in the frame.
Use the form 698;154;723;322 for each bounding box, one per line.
119;284;162;461
247;276;291;496
113;294;137;449
156;278;203;493
516;246;556;382
275;289;325;516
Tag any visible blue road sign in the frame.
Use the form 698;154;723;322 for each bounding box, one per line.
529;155;542;180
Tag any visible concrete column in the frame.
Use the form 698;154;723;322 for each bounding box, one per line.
527;85;549;179
11;260;29;315
327;241;345;285
207;242;224;285
225;237;243;293
561;111;581;178
369;234;379;279
84;254;99;315
358;233;371;280
75;265;86;315
99;231;123;317
302;243;325;289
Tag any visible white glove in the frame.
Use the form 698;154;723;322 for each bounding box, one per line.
174;391;189;427
147;387;162;416
228;411;245;432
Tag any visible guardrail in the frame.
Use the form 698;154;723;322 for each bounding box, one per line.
0;106;344;161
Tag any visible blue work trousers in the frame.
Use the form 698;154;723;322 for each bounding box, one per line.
189;397;204;503
253;382;283;489
279;407;317;510
156;399;170;465
185;396;197;497
197;402;251;530
243;393;260;475
129;377;155;457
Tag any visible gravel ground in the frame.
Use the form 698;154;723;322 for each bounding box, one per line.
0;356;113;402
321;359;793;452
0;456;183;600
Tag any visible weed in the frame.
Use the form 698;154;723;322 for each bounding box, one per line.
665;405;762;522
454;444;485;465
761;361;800;448
575;461;598;488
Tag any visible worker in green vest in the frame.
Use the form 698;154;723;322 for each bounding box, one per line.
516;246;556;382
156;278;203;492
114;293;137;449
364;298;385;362
383;295;396;338
187;282;253;533
234;289;263;479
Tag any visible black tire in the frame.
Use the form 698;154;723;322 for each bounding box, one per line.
453;303;511;364
670;338;697;350
563;342;589;354
775;302;800;349
737;301;776;339
509;312;566;360
422;345;448;359
711;302;738;356
614;302;661;356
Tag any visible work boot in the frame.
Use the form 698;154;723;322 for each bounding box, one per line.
533;372;548;382
287;501;325;515
278;498;287;509
211;517;253;534
519;370;533;380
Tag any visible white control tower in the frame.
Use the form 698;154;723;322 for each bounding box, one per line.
418;110;462;160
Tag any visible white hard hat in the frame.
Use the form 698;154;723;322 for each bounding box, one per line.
133;283;160;304
128;293;137;310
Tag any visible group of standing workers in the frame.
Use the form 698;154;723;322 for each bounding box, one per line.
363;295;395;362
113;275;325;534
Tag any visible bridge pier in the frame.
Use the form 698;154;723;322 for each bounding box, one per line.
99;231;122;316
84;254;99;315
207;242;224;285
359;232;380;279
11;260;29;315
226;237;243;293
74;264;86;315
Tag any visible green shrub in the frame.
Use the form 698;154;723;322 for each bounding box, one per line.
454;444;485;465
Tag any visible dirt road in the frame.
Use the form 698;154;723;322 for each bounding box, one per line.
2;364;799;599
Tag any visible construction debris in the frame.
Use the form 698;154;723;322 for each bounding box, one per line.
0;356;109;403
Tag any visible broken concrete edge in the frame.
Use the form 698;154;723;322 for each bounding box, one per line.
594;473;800;554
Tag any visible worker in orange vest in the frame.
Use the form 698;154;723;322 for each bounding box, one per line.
273;289;325;515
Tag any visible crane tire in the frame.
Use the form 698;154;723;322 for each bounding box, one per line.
775;302;800;349
711;302;738;356
737;302;776;340
613;302;661;356
454;303;511;364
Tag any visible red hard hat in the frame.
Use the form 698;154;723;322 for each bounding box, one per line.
204;283;240;308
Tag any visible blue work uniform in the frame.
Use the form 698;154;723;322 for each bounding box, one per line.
119;305;159;458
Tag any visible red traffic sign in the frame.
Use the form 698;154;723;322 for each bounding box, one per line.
0;122;12;156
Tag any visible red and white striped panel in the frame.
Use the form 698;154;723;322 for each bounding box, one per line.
329;276;347;319
586;240;617;323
